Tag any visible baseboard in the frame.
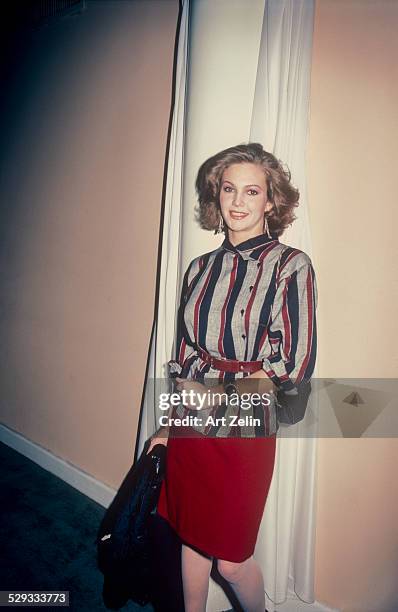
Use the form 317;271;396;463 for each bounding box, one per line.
226;594;339;612
0;423;116;508
283;592;340;612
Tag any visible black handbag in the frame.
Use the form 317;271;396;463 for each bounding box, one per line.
276;379;312;425
96;438;167;609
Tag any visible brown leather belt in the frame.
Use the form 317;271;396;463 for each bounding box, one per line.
197;347;263;374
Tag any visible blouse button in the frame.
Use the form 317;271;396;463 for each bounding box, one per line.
240;309;244;315
242;334;246;339
249;286;253;291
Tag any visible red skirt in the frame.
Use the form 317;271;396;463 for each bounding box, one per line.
156;424;277;562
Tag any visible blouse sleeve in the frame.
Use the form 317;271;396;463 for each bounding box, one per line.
171;259;199;375
260;252;317;395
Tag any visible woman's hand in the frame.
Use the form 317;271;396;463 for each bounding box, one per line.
146;426;169;454
175;377;224;410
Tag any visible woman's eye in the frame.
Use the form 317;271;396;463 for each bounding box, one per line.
248;189;258;196
223;186;233;192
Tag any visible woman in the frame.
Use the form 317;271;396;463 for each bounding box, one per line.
148;143;317;612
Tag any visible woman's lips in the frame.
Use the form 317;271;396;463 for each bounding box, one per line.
230;211;249;220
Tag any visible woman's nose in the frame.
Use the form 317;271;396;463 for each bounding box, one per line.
232;191;245;207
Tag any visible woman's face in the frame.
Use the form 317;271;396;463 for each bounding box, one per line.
219;162;273;242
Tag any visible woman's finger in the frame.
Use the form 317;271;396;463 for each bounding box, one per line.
175;376;186;391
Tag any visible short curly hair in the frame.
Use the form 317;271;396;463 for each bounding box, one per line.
194;142;299;237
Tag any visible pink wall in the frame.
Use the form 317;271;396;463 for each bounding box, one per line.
0;0;179;485
307;1;398;610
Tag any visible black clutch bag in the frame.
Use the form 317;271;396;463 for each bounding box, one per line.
96;439;167;609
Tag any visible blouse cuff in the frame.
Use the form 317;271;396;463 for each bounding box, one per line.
261;357;298;393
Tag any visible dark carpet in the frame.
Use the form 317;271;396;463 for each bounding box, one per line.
0;441;153;612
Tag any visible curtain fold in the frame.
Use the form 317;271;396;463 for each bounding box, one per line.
251;0;315;254
136;0;318;608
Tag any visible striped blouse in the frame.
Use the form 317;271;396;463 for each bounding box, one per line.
170;231;317;437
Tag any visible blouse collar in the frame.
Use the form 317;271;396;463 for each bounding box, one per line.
221;232;279;261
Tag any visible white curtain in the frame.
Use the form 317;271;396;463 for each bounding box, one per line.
250;0;318;608
137;0;317;609
136;0;190;448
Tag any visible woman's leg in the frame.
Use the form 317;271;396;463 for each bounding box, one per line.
217;556;265;612
181;543;213;612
